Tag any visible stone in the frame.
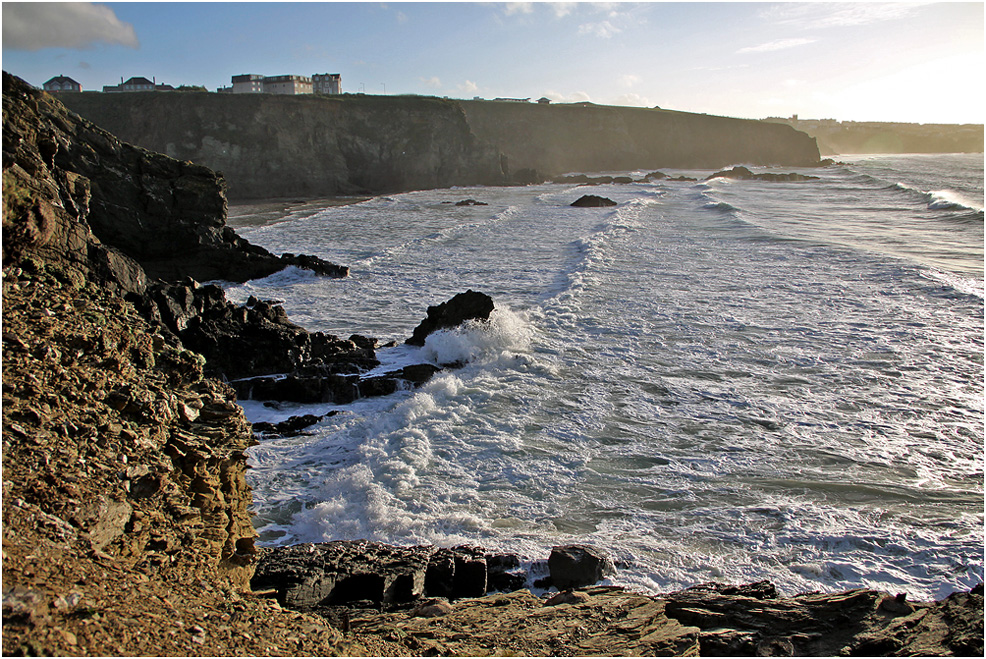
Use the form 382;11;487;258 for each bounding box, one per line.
405;290;495;347
570;194;617;207
706;165;819;182
453;199;488;206
251;542;435;608
547;545;615;590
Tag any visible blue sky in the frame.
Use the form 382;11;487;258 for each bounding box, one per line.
2;2;983;123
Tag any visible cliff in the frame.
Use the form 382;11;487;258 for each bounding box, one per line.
59;91;507;200
59;92;820;200
763;118;984;155
460;100;821;175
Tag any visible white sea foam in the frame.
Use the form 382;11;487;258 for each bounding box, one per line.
238;156;983;600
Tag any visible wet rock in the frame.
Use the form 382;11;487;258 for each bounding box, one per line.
453;199;488;206
547;545;615;590
405;290;495;347
706;165;819;182
252;412;338;437
570;194;617;207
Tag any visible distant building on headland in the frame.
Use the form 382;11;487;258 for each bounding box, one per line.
219;73;342;95
312;73;342;95
43;75;82;93
103;76;174;92
537;97;551;104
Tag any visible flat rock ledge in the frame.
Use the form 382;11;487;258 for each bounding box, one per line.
252;541;983;656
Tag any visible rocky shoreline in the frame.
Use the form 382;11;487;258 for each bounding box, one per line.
3;72;983;656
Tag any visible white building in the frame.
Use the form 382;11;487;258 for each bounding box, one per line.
231;74;264;93
262;74;312;95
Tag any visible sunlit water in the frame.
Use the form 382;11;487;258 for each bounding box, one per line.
222;154;984;600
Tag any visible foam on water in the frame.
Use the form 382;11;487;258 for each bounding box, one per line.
237;157;983;601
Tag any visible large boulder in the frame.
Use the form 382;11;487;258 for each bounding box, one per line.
547;544;615;590
405;290;495;347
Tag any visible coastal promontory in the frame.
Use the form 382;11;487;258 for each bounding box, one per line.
59;91;821;200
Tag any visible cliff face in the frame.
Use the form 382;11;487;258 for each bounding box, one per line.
60;92;819;200
764;118;984;155
60;92;507;200
460;101;821;174
3;72;346;284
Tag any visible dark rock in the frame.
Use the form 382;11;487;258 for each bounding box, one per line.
570;195;617;207
454;199;488;206
706;165;819;182
612;176;634;184
425;546;488;600
252;541;435;608
487;553;527;593
252;412;338;437
547;545;615;590
644;170;668;180
405;290;495;347
2;72;346;286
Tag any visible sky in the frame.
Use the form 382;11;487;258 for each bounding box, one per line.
2;1;983;124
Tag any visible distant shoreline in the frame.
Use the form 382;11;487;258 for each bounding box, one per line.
227;196;371;229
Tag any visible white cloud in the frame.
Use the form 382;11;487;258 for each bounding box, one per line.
763;2;927;29
550;2;577;18
420;76;442;88
2;2;139;51
578;20;621;38
619;74;641;87
737;38;816;54
459;80;479;93
545;89;593;104
396;11;409;24
504;2;534;16
612;92;650;107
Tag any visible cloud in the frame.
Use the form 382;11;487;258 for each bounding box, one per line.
612;93;650;108
2;2;139;51
78;61;92;70
459;80;479;93
619;74;641;87
396;11;409;24
763;2;926;28
545;90;592;104
504;2;534;16
420;76;442;88
737;38;816;54
578;20;621;38
550;2;577;18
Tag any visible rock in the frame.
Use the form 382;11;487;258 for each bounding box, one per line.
424;546;487;600
411;599;454;618
547;545;615;590
486;553;527;593
405;290;495;347
570;194;617;207
706;165;819;182
252;541;435;608
252;412;338;437
453;199;488;206
2;72;346;286
545;590;591;606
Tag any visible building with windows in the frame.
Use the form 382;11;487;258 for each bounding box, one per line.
43;75;82;93
262;74;312;95
231;74;264;94
312;73;342;95
103;76;171;92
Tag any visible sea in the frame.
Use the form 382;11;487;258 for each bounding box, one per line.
221;153;984;601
